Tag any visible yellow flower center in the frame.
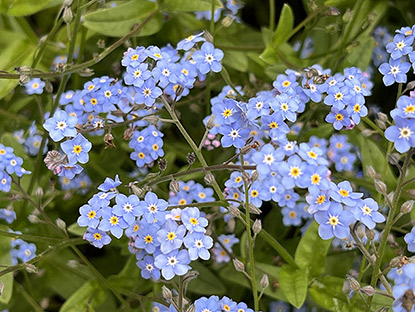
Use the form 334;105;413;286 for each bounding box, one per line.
317;195;325;204
329;216;339;226
269;122;278;129
110;216;119;225
190;218;198;225
93;233;102;240
339;189;349;197
145;235;153;243
73;145;82;154
335;113;343;121
88;211;96;219
167;232;176;241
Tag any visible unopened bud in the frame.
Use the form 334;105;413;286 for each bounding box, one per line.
19;74;30;84
162;285;172;301
158;158;167;171
78;68;95;77
249;203;261;214
186;304;196;312
63;0;72;5
175;85;184;97
28;214;40;223
204;30;213;43
374;179;387;194
131;185;144;198
0;281;3;295
366;165;376;179
389;256;401;268
40;298;49;310
35;187;44;198
45;80;53;93
240;144;252;155
260;274;269;289
169;180;180;194
187;152;195;165
97;39;106;49
361;129;373;137
25;263;39;274
375;119;386;130
226;218;235;232
206;115;215;130
242;171;251;184
356;225;365;240
252;219;262;234
401;200;414;214
63;6;73;24
365;229;376;241
228;205;240;217
361;285;375;296
377;112;388;122
123;127;134;140
233;258;245;272
347;275;360;291
386;191;395;205
204;172;215;185
56;218;66;230
221;15;235;27
251;170;259;182
388;153;400;166
327;7;340;16
143;115;159;125
342;9;353;23
183;270;199;283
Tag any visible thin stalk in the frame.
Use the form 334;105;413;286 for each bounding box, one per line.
241;155;259;312
269;0;275;32
178;276;184;312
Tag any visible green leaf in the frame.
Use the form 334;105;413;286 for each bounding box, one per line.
272;4;294;46
0;0;53;16
67;223;86;237
59;280;106;312
159;0;222;12
0;39;35;100
295;221;331;278
188;261;226;295
338;35;374;71
279;265;307;308
83;0;160;37
0;225;12;304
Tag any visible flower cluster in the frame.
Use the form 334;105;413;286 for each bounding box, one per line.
9;230;36;265
14;122;48;156
388;262;415;312
153;295;254;312
211;234;239;263
78;175;213;280
0;143;31;193
378;24;415;86
0;207;16;224
372;26;393;67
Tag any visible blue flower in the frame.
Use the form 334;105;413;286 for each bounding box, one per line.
194;296;220;312
314;202;354;239
0;208;16;224
139;192;168;224
77;204;101;228
112;194;142;225
385;116;415;153
98;206;129;239
61;134;92;164
121;46;147;68
154;249;191;280
225;171;243;188
325;107;352;130
278;155;308;189
404;227;415;252
220;297;237;311
273;73;298;93
330;181;363;206
124;63;152;87
88;191;115;208
324;85;351;110
278;189;300;208
137;255;161;280
193;184;215;203
347;96;368;124
181;207;208;233
351;198;385;229
25;78;45;95
134;78;162;107
378;58;411;86
258;175;284;202
386;34;414;60
84;228;111;248
43;109;78;142
305;165;330;194
177;32;205;51
282;206;304;226
251;143;284;177
246;95;271;120
152;60;177;88
58;164;84;179
183;231;213;260
98;175;122;192
271;93;300;122
192;42;224;74
157;219;186;254
219;121;250;149
306;191;331;214
391;95;415;119
135;223;160;253
261;112;290;139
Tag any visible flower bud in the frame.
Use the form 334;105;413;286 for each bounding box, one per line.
40;298;50;310
388;153;400;166
374;179;387;194
162;285;172;301
143;115;159;125
123;127;134;140
386;191;395;205
204;172;215;185
78;68;95;77
401;200;414;214
375;119;386;130
356;225;365;240
104;133;115;149
361;285;375;296
56;218;66;230
187;152;195;165
251;170;259;182
233;258;245;272
221;15;235;27
240;144;252;155
175;84;184;97
228;205;240;217
249;204;261;215
377;112;388;122
63;0;72;5
169;180;180;194
19;74;30;85
28;214;40;223
204;30;213;43
186;304;196;312
0;281;3;296
206;114;215;130
260;274;269;289
63;6;73;24
97;39;106;49
158;158;167;171
35;187;44;198
361;129;373;137
242;171;251;184
183;270;199;283
327;7;341;16
389;256;401;268
366;165;376;179
252;219;262;234
25;263;39;274
45;80;53;93
347;275;360;291
226;218;235;232
365;229;376;241
131;185;145;198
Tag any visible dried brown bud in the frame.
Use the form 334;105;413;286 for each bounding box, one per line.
19;74;30;85
45;80;53;93
131;185;145;198
186;304;196;312
365;229;376;241
78;68;95;77
204;172;215;185
377;112;388;122
327;7;341;16
56;218;66;230
375;119;386;130
104;133;115;149
187;152;195;165
158;158;167;171
251;170;259;182
123;127;134;140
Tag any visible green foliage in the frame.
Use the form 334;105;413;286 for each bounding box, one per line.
272;4;294;46
0;0;53;16
158;0;222;12
0;226;13;304
279;265;307;308
59;279;106;312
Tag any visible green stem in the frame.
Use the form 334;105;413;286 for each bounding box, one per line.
241;155;259;312
366;150;413;310
0;230;75;244
15;282;43;312
269;0;275;32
